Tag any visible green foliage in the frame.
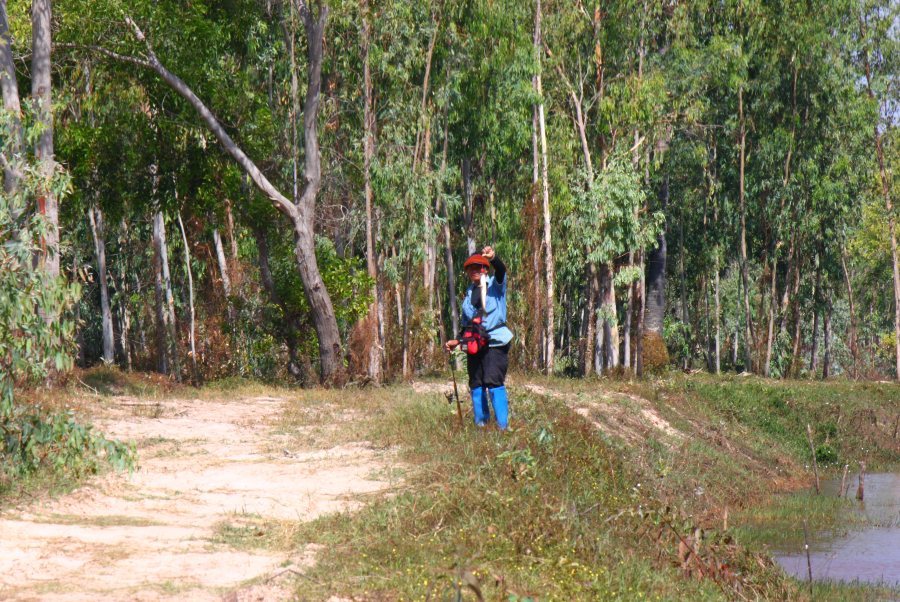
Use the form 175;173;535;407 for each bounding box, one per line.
663;318;692;367
2;411;135;479
0;116;134;483
567;154;662;269
815;444;838;466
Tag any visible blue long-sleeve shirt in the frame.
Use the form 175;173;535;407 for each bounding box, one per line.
460;257;513;347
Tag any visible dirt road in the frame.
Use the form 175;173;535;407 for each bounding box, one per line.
0;393;395;601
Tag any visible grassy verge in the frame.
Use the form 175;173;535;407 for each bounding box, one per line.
267;385;794;600
271;374;898;600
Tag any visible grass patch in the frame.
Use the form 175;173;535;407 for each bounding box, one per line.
211;514;298;551
282;386;792;600
29;513;167;528
731;492;866;549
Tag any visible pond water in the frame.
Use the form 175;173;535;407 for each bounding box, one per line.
773;472;900;586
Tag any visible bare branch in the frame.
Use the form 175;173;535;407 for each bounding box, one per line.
59;43;152;70
112;15;296;217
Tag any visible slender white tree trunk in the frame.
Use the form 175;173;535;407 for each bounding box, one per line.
177;213;199;384
360;0;382;382
89;205;115;363
119;10;343;382
534;0;555;373
213;227;232;297
738;87;755;371
153;211;180;381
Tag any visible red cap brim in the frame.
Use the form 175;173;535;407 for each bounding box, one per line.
463;255;490;270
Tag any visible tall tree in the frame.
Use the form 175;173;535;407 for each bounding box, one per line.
32;0;59;277
534;0;555;373
101;5;345;382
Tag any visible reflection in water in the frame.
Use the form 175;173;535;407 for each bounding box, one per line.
774;473;900;585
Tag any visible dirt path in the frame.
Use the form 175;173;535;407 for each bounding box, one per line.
0;394;396;601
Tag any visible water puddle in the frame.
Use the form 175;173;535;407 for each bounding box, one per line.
773;473;900;586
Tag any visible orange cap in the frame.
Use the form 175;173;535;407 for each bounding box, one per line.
463;254;490;270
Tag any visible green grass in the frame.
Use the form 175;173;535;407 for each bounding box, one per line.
268;374;899;600
732;491;866;548
277;385;794;600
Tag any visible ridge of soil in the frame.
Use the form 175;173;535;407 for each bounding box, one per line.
0;394;396;601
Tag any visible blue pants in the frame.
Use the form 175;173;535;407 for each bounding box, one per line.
471;386;509;429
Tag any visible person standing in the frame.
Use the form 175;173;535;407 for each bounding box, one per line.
444;246;513;429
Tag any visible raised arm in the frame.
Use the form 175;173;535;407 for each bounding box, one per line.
490;256;506;285
481;245;506;284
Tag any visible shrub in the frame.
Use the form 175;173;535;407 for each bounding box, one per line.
815;444;838;465
1;119;134;484
642;330;670;373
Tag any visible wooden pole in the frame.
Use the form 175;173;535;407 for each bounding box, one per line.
806;424;820;494
856;461;866;501
802;519;813;596
839;464;849;498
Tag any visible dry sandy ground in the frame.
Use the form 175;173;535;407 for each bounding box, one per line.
0;394;396;601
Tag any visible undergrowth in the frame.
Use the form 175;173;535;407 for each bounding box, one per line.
0;407;135;501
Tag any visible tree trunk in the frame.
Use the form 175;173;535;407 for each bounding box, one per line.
73;255;86;367
177;213;199;385
117;9;342;383
678;203;689;369
88;205;115;363
401;259;413;379
734;261;743;371
534;0;555;374
118;221;133;371
293;5;343;382
788;251;803;376
598;262;618;371
810;254;821;376
594;272;604;374
360;0;382;383
645;176;668;335
437;107;459;371
32;0;58;277
530;54;544;372
635;250;646;377
764;255;777;377
714;252;721;374
841;247;858;378
738;87;755;371
462;158;476;255
0;0;23;194
624;252;633;369
153;212;169;375
224;199;238;261
441;195;459;344
156;211;180;381
213;227;232;297
583;264;597;376
823;295;832;379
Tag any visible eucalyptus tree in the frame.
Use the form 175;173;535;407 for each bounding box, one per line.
566;153;663;373
855;0;899;379
60;0;345;381
1;0;60;275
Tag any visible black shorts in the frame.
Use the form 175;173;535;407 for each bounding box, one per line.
466;344;510;389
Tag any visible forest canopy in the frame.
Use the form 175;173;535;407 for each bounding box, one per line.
1;0;898;385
